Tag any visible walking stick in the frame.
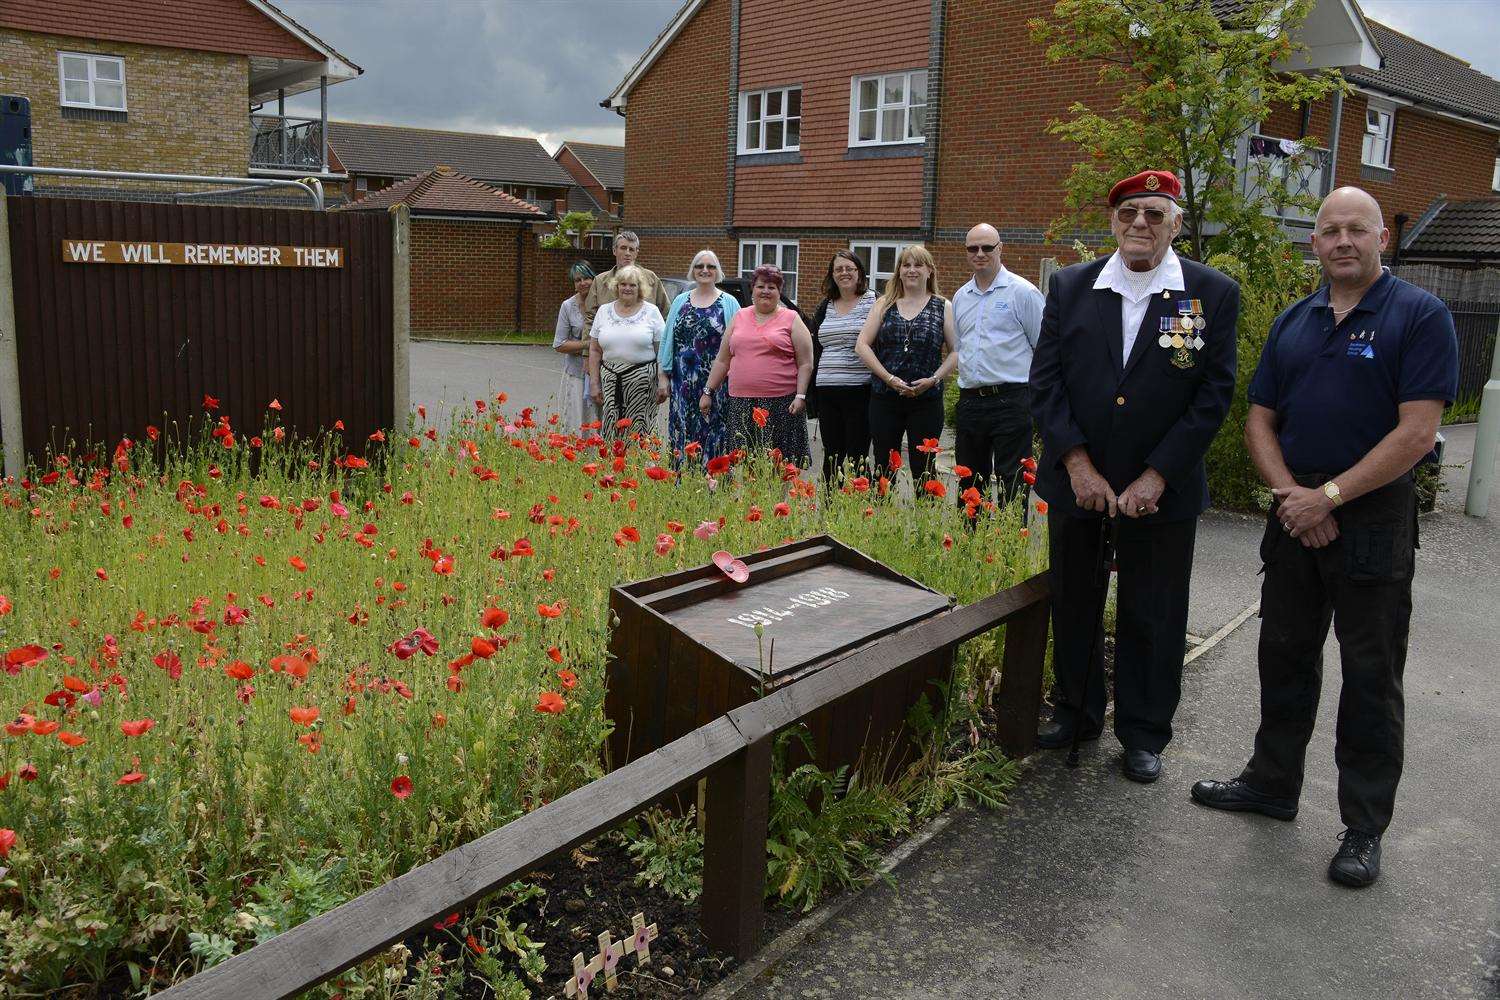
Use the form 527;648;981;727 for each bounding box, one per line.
1067;513;1118;769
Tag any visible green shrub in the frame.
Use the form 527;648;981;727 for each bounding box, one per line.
623;807;705;901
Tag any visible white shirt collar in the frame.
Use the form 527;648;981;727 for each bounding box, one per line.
960;265;1013;297
1093;247;1184;301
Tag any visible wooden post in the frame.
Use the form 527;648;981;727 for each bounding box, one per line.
991;587;1051;760
391;204;410;426
700;735;771;960
0;192;23;480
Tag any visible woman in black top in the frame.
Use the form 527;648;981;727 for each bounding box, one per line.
855;244;958;486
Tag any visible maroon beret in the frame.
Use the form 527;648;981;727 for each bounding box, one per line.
1108;170;1182;207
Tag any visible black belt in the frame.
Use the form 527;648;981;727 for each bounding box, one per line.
960;382;1028;398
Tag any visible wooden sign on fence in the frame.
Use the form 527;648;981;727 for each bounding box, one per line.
61;239;344;268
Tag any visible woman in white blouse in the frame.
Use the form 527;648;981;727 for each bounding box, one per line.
588;264;666;435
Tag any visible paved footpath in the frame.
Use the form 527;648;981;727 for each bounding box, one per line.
732;496;1500;999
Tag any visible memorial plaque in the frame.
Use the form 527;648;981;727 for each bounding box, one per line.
605;536;955;780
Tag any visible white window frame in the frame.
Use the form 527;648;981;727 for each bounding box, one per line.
849;241;916;294
1361;99;1396;169
739;240;799;302
58;51;127;112
1491;155;1499;192
739;86;802;154
848;70;927;148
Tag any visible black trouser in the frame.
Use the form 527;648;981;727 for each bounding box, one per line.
817;383;872;484
1048;511;1197;753
869;388;944;483
1240;475;1416;835
954;385;1032;510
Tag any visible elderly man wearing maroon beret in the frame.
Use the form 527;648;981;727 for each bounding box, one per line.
1029;170;1240;783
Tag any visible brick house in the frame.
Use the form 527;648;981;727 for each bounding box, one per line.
326;121;576;219
553;140;625;246
339;164;565;338
604;0;1500;302
0;0;359;202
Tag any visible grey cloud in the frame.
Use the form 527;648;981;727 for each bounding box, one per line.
274;0;682;149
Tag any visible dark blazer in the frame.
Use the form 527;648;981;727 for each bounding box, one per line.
1029;255;1239;522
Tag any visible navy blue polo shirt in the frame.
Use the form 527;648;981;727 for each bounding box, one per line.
1248;271;1457;475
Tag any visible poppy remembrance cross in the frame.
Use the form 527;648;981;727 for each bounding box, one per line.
562;913;660;996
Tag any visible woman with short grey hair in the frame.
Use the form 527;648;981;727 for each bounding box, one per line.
552;260;598;433
657;249;739;463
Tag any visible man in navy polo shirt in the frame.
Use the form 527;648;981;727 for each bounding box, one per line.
1192;187;1458;889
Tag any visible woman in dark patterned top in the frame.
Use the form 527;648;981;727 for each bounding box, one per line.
855;244;958;486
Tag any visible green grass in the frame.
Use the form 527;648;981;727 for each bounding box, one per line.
412;329;555;345
1443;392;1482;425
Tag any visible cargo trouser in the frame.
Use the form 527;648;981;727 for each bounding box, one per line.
1240;473;1417;835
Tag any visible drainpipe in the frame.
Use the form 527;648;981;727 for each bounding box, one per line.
1390;213;1408;268
320;75;329;174
278;88;286;166
1325;89;1344;196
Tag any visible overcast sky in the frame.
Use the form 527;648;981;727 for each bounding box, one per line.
275;0;1500;152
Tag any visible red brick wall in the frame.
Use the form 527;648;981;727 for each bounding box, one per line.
733;0;929;229
624;0;730;228
410;217;529;337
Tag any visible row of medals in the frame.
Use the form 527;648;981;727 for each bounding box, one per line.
1158;297;1206;351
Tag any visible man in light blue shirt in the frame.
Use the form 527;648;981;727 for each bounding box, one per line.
951;223;1045;510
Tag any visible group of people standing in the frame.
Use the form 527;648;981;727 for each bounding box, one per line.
552;229;1047;511
555;171;1461;893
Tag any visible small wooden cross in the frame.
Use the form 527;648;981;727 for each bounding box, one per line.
595;929;626;991
563;951;603;999
622;912;660;967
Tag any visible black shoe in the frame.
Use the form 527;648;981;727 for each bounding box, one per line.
1122;748;1161;783
1190;777;1298;821
1035;717;1102;750
1328;829;1381;887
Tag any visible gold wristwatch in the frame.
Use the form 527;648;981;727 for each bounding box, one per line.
1323;481;1343;507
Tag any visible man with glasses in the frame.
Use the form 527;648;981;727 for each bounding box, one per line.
952;224;1045;511
584;230;673;334
1029;170;1239;784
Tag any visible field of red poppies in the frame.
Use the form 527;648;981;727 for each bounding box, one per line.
0;396;1041;994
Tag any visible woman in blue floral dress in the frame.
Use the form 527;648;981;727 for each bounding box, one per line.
657;250;740;464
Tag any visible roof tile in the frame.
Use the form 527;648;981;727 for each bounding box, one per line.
326;121;575;187
339;166;546;218
1349;21;1500;127
1407;199;1500;259
560;141;625;190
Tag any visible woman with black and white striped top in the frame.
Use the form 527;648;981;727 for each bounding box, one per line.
809;250;877;485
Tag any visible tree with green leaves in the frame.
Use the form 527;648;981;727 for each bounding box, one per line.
539;209;596;250
1031;0;1342;285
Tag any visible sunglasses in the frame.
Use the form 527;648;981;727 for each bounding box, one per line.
1115;206;1168;226
693;263;716;270
966;243;997;254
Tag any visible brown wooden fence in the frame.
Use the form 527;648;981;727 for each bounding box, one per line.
155;570;1051;999
0;195;396;471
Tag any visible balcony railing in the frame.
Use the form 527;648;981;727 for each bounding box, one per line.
1240;133;1331;226
249;114;325;172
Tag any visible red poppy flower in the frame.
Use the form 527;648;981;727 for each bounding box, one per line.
773;502;790;517
95;568;109;581
203;394;220;410
615;418;633;431
557;669;577;690
923;480;948;499
706;455;732;475
390;775;414;799
917;438;942;454
1019;456;1038;471
154;650;183;680
547;646;564;663
289;555;308;572
888;450;903;472
224;660;254;681
298;732;322;754
57;730;87;748
0;828;15;858
117;770;146;785
5;645;48;670
433;912;460;931
645;466;670;481
18;763;37;782
537;601;564;619
5;716;35;737
481;607;509;629
344;455;368;469
655;533;675;556
30;720;60;736
289;706;320;727
684;441;702;457
1035;500;1049;515
119;719;156;737
953;464;973;478
751;407;770;428
471;636;497;659
1022;470;1037;485
0;595;10;616
535;691;566;714
432;554;455;575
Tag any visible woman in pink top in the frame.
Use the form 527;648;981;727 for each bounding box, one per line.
700;264;815;465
